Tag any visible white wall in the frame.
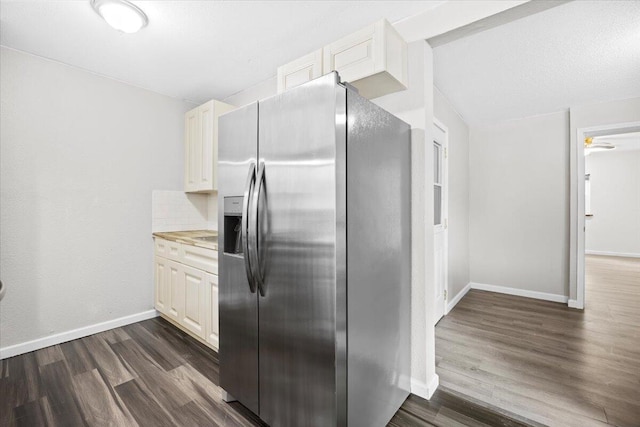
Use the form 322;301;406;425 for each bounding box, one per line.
469;111;570;298
464;97;640;304
585;150;640;256
0;47;193;352
434;87;470;303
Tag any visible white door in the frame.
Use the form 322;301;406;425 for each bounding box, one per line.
433;120;448;324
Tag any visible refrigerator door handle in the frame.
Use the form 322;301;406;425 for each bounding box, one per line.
242;163;257;293
250;161;266;296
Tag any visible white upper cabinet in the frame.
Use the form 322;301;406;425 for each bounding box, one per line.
277;49;323;93
184;99;235;193
276;19;407;99
323;19;407;99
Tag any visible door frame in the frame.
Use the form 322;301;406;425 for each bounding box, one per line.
433;117;449;320
570;120;640;309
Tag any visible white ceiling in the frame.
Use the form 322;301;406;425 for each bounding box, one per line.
433;1;640;126
0;0;442;104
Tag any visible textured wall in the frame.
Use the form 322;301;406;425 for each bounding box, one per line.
0;47;193;349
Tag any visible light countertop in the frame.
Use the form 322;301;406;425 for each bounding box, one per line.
153;230;218;251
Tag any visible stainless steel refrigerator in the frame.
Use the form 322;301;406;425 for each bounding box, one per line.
218;72;411;427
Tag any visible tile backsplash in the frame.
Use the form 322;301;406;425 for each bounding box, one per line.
152;190;217;232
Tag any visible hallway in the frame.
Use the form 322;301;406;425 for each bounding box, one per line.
435;255;640;426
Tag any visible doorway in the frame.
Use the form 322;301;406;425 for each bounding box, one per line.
583;130;640;308
433;119;448;325
573;122;640;309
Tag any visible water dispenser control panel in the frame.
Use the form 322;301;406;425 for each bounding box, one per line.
224;196;243;215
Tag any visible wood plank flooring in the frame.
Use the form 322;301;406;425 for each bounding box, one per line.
1;317;531;427
0;319;263;427
435;255;640;427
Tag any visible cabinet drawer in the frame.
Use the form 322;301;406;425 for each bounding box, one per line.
155;238;181;260
166;240;181;261
154;238;168;257
181;244;218;275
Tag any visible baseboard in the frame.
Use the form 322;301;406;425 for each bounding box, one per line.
426;374;439;398
568;299;584;309
411;374;439;400
158;313;218;353
470;282;568;303
445;283;471;314
0;309;159;359
585;250;640;258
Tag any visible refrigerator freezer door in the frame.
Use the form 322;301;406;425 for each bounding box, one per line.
218;103;260;415
257;73;347;427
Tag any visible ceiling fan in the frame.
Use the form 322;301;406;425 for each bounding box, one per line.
584;136;615;155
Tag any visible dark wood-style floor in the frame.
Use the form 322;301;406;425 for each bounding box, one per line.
5;255;635;427
436;255;640;427
1;318;531;427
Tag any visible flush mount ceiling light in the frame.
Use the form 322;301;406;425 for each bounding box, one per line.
91;0;148;33
584;137;616;156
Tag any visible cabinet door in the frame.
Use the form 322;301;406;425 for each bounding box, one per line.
323;19;407;99
205;273;219;350
184;106;201;192
277;49;323;93
154;256;168;314
186;100;235;193
323;21;380;82
181;265;207;339
166;259;183;323
199;101;215;192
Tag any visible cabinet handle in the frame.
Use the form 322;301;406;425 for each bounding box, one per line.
242;163;257;293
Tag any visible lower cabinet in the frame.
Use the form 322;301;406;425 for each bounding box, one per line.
154;246;219;351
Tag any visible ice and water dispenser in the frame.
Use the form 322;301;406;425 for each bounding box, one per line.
223;196;244;255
